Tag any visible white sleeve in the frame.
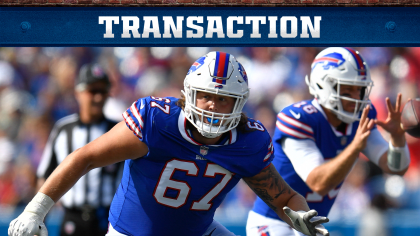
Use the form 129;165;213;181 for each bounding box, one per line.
281;138;324;182
361;128;389;166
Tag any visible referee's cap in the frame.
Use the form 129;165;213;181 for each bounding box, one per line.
75;63;110;91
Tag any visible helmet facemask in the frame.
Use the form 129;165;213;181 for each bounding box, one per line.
182;86;248;139
182;51;249;139
327;77;373;124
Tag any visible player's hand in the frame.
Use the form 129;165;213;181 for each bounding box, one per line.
374;93;406;142
352;105;374;151
8;211;48;236
283;207;329;236
9;192;54;236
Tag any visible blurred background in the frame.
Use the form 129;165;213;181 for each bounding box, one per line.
0;47;420;236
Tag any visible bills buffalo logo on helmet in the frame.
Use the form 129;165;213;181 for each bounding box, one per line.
187;56;206;75
312;52;345;71
238;62;248;83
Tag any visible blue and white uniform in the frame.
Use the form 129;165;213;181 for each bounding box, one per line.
108;96;274;236
247;47;395;236
248;99;388;236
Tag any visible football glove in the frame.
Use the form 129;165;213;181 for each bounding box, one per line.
283;206;329;236
8;192;54;236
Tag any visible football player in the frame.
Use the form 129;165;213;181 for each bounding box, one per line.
247;47;410;236
9;51;329;236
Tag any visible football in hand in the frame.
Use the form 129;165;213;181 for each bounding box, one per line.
401;99;420;138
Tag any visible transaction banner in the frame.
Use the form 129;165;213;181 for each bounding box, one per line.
0;7;418;46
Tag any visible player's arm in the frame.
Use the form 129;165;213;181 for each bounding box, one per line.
243;164;329;236
374;142;408;175
9;121;148;236
39;121;147;201
371;94;409;175
361;128;408;175
304;105;374;196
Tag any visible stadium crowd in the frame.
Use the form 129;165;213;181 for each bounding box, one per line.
1;47;420;235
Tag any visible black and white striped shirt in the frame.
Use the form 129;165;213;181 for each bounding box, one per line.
37;114;123;209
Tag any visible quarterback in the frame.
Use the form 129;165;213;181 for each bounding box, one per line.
9;51;329;236
247;47;410;236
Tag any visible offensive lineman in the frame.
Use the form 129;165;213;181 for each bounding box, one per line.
9;51;329;236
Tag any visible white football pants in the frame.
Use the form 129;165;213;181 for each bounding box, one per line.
246;210;305;236
106;219;237;236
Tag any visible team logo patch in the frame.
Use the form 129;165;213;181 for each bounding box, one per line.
187;56;206;75
200;146;209;156
257;225;270;236
312;52;345;71
92;65;104;77
238;62;248;83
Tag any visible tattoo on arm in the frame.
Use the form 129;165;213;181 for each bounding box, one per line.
244;164;292;211
252;188;277;210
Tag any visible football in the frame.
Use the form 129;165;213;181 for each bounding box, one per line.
401;99;420;138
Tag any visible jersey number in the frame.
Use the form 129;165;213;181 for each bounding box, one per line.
153;159;233;210
293;101;318;114
303;105;317;114
247;121;265;131
150;96;170;114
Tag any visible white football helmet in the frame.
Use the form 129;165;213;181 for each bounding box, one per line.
306;47;374;123
182;51;249;138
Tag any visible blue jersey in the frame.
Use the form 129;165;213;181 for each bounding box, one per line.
109;96;274;236
252;99;377;219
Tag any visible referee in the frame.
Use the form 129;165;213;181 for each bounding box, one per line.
37;63;123;236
